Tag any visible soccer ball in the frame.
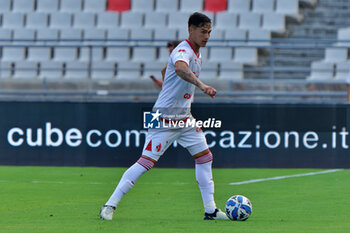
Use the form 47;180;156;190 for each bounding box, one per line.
225;195;252;221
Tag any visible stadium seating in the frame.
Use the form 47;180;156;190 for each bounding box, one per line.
0;0;311;81
39;61;63;79
307;61;334;80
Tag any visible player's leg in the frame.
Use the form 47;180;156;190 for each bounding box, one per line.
100;155;156;220
100;130;174;220
178;128;228;220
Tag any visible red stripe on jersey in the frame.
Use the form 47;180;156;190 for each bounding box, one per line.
185;39;200;58
195;151;213;164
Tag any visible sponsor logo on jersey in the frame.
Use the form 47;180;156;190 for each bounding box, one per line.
184;93;191;99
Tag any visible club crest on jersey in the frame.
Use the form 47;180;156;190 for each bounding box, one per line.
156;143;162;152
184;93;191;99
176;49;186;59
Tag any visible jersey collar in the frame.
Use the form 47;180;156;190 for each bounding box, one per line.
185;39;200;58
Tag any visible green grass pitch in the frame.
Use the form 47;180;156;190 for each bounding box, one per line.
0;166;349;233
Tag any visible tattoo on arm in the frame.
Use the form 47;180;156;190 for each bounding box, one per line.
176;65;201;88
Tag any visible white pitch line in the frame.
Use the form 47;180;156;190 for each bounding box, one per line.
229;169;344;185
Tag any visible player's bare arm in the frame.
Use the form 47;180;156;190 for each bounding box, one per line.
161;65;166;81
175;61;216;98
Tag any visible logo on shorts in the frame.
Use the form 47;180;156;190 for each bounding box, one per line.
143;110;161;129
156;143;161;152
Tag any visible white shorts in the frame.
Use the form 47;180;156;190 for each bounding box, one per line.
141;127;208;161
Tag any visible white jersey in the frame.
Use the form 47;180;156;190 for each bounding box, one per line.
154;40;202;120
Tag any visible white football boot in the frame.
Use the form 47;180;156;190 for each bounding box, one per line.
99;205;116;220
204;209;229;220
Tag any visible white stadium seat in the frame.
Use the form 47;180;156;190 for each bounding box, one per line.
334;61;350;80
209;48;233;62
227;0;251;13
106;29;129;45
276;0;303;22
224;28;247;45
36;29;59;44
168;12;191;29
2;13;25;29
200;61;218;80
59;29;83;44
248;29;271;46
307;61;334;80
153;28;177;45
13;29;36;43
215;12;238;29
252;0;274;13
97;12;119;29
132;47;157;62
12;0;35;12
156;0;178;12
39;61;63;79
50;13;72;29
13;61;38;79
323;47;348;63
121;12;143;28
132;0;155;12
54;47;78;61
238;13;261;30
0;61;12;79
158;47;170;62
130;28;153;44
26;13;49;29
0;29;12;44
60;0;82;13
179;0;203;13
116;61;141;80
219;61;243;80
142;61;165;79
84;0;106;12
105;47;130;61
233;48;258;65
0;0;11;13
2;47;26;61
28;47;52;61
37;0;59;12
262;13;286;33
92;61;116;79
64;61;88;79
73;12;96;29
144;12;167;28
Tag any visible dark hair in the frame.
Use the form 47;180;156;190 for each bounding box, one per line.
167;40;181;48
188;12;211;28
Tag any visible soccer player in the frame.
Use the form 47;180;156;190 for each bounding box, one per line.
100;12;228;221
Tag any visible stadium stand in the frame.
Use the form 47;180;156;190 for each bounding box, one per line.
3;0;350;101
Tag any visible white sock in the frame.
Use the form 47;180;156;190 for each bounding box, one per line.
195;151;216;214
105;163;148;207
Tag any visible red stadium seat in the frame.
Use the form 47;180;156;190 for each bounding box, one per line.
107;0;130;12
204;0;227;13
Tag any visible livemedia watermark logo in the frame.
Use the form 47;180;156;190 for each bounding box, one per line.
143;109;222;129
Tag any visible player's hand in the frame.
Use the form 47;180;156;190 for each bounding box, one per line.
201;84;216;98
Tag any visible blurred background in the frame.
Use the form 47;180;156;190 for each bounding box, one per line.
0;0;348;103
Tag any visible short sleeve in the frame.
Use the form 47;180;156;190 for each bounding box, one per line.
171;47;192;66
